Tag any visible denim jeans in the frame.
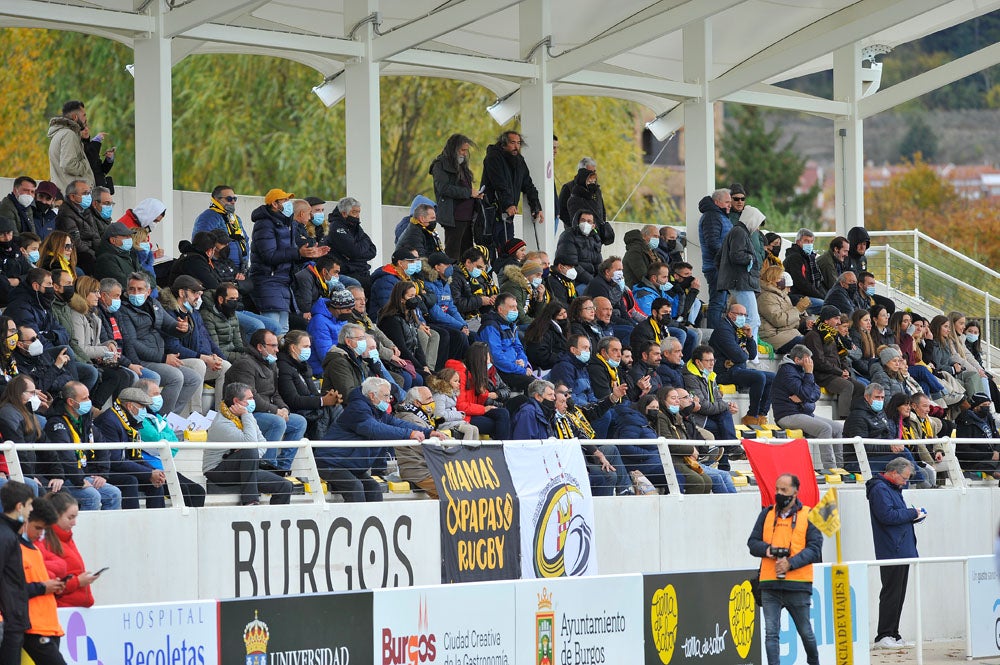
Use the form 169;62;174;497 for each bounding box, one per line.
585;445;631;496
66;481;122;510
718;366;775;418
259;310;290;336
731;290;761;341
259;412;307;471
702;464;736;493
762;588;819;665
705;269;726;330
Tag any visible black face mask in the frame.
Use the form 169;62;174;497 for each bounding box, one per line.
540;398;556;416
219;301;238;316
665;239;677;252
586;182;598;192
405;297;422;310
775;493;794;511
645;408;658;422
680;403;695;417
38;286;55;306
426;221;437;232
59;285;75;302
346;215;360;224
337;312;353;321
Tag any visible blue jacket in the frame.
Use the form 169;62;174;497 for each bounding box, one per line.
478;310;529;374
512;398;553;439
771;358;819;422
249;205;300;311
549;352;597;405
697;196;732;274
865;474;919;559
193;205;248;269
423;274;466;332
708;318;756;370
321;387;430;470
632;278;672;316
167;307;224;359
306;298;345;376
369;265;404;316
608;405;657;440
4;284;69;348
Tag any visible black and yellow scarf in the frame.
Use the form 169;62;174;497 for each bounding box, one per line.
110;400;142;459
209;198;247;258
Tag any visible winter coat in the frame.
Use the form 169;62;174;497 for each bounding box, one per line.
622;229;656;288
697;196;732;274
869;363;917;401
323;209;377;282
450;265;498;319
545;271;577;307
525;323;568;371
249;205;300;312
168;242;220;291
226;347;288;415
192;203;249;270
0;193;35;236
370;265;419;316
39;404;95;488
682;359;730;428
293;264;331;316
0;514;30;632
47;116;95;191
425;271;468;331
709;318;757;373
306;298;344;376
55;200;100;258
444;359;491;417
816;250;844;293
430;153;475;228
323;344;375;399
784;243;825;299
843;400;894;440
480;143;541;216
36;524;94;608
771;357;819;422
512;398;553;439
565;168;608;224
608;404;657;440
823;284;857;316
845;227;870;277
0;242;31;305
555;213;611;285
200;302;246;363
550;352;598;405
321;387;429;470
632;278;670;317
94;238;146;289
585;275;633;323
716;219;759;292
13;348;73;394
757;283;802;350
396;219;444;257
478;310;529;374
499;264;542;325
275;350;323;413
865;474;919;560
803;328;849;383
4;284;69;348
116;297;181;364
570;320;605;355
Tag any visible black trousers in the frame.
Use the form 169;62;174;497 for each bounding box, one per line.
205;449;292;505
0;627;23;665
498;369;534;392
173;472;207;507
109;460;165;509
876;564;909;641
429;323;469;364
444;219;474;258
23;634;66;665
319;468;383;503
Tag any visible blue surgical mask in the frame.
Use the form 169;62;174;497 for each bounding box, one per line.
135;407;149;421
128;293;147;307
355;338;368;355
312;213;324;226
871;399;884;413
608;358;620;368
184;301;194;312
802;243;814;254
405;261;422;276
505;309;519;323
150;395;164;413
265;353;277;364
327;276;340;289
865;286;876;296
667;404;680;414
298;348;312;362
576;350;591;364
121;238;134;252
701;368;710;378
100;204;113;220
648;237;660;250
281;201;294;217
734;314;748;328
376;400;390;412
27;250;39;264
80;194;93;209
108;298;121;313
367;348;380;361
967;333;979;343
530;277;543;288
470;267;483;279
139;241;151;253
444;265;454;278
246;398;256;414
76;399;92;415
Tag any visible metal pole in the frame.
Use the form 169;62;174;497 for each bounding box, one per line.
987;294;992;370
885;244;891;289
964;558;973;659
913;229;920;300
915;561;923;665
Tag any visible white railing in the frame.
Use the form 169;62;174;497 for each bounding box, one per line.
3;435;984;508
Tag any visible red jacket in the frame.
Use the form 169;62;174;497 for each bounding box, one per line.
37;525;94;608
446;359;490;417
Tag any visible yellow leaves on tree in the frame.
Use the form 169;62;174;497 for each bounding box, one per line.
0;29;55;177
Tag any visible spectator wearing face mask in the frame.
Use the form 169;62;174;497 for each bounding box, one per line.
757;265;808;355
293;255;351;323
31;182;60;240
323;197;377;296
555;211;609;287
395;203;442;258
192;185;249;275
622;226;659;289
169;231;223;292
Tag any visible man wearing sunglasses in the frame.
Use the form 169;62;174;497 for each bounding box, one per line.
193;184;249;277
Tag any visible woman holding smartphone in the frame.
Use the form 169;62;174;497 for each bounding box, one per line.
36;492;100;607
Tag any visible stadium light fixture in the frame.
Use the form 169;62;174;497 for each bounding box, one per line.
487;90;520;125
312;72;346;107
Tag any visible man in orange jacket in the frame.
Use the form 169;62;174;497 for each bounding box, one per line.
747;473;824;665
19;495;66;665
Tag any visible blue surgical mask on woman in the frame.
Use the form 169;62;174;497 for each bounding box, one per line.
667;404;680;414
405;261;421;276
282;200;294;217
139;241;151;253
312;213;324;226
966;333;979;343
298;347;312;362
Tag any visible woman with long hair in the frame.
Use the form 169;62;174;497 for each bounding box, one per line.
432;133;481;257
276;330;340;438
870;304;894;348
37;492;100;607
948;311;991;396
444;341;511;439
568;296;603;351
38;230;77;276
0;315;20;390
962;320;1000;409
67;275;133;408
848;309;877;378
0;374;46;495
928;314;980;398
378;281;432;379
756;264;805;354
523;301;570;371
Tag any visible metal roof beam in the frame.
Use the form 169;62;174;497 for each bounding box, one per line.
559;69;700;100
722;84;849;117
179;23;363;58
372;0;523;61
385;49;537;79
0;0;153;32
547;0;742;82
709;0;943;101
162;0;269;39
859;41;1000;118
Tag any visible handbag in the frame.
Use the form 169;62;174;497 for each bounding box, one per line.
749;571;762;606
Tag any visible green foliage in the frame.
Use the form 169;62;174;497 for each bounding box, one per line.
717;105;819;224
897;116;939;162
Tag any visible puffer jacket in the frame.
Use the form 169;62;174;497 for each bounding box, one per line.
845;226;870;277
865;474;919;559
771;356;819;422
47;116;94;191
116;296;181;364
249;204;300;311
395;218;444;257
757;283;802;350
555;211;607;285
168;241;220;291
843;398;894;440
4;283;70;349
697;196;732;274
55;200;100;257
565;168;608;224
94;238;146;289
321;387;429;470
306;298;345;376
226;346;288;415
445;359;489;417
681;359;730;428
622;228;655;288
549;352;597;405
275;349;323;413
499;264;541;325
525;323;568;371
322;343;378;399
717;219;760;293
201;302;246;363
869;363;918;401
478;310;529;374
323;209;378;282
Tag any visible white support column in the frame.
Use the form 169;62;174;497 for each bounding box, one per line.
833;43;864;236
682;19;714;278
133;2;175;256
518;0;555;258
344;0;384;262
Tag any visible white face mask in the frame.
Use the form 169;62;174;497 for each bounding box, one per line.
27;339;44;357
27;394;41;412
565;267;578;281
579;222;594;236
16;194;34;208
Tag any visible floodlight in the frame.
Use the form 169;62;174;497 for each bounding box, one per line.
125;64;135;77
487;91;520;125
312;72;346;107
645;107;683;141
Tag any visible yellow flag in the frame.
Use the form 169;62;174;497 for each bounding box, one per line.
808;488;841;537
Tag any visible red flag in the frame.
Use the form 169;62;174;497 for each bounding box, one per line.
743;438;820;508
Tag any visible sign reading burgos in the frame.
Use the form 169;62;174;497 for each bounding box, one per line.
197;503;441;598
515;575;643;664
219;592;373;665
373;582;516;665
57;601;217;665
643;570;761;665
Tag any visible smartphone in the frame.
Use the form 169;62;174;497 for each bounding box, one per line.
646;367;657;377
61;574;72;582
93;567;109;576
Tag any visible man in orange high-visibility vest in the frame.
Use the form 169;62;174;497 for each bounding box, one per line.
748;473;824;665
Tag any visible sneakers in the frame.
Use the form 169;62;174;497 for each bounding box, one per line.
874;636;910;649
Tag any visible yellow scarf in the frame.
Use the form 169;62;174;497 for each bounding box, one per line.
219;401;244;431
553;272;577;300
61;415;89;468
110;400;142;459
649;318;663;344
209;198;247;257
57;254;72;274
596;355;622;401
308;264;330;298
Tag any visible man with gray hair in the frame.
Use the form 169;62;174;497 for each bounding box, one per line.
324;196;378;295
866;456;926;649
771;344;844;470
783;228;825;313
698;188;732;329
56;178;101;273
511;379;556;439
395;202;443;257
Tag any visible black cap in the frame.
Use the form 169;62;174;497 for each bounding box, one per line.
428;251;455;266
304;196;326;206
819;305;841;322
172;275;205;292
391;247;419;263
